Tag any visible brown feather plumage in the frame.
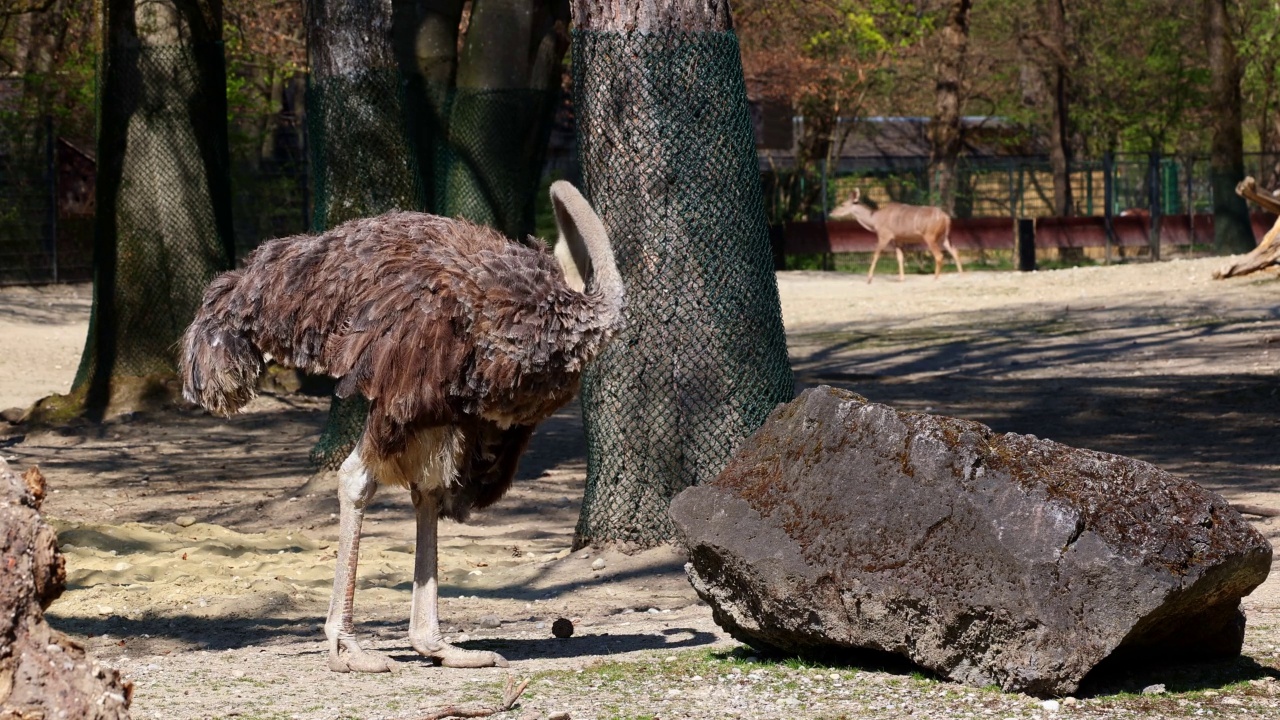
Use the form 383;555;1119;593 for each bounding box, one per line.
180;210;621;520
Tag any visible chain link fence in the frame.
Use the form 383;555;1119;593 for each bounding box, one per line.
766;152;1280;224
572;30;794;548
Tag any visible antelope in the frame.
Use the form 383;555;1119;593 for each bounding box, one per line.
830;189;964;283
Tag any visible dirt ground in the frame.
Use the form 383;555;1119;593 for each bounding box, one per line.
1;255;1279;720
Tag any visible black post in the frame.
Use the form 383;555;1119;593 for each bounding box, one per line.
1103;151;1114;264
1017;217;1036;271
45;115;58;283
1148;151;1162;261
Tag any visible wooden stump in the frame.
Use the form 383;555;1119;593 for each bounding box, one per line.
1215;177;1280;279
0;458;132;719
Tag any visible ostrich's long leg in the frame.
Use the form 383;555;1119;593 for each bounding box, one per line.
324;449;394;673
408;489;508;668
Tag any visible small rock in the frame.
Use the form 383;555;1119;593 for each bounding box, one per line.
552;618;574;638
1041;699;1060;712
112;561;131;572
664;655;677;663
1142;683;1167;695
97;606;114;616
646;607;661;614
535;622;547;630
457;634;470;643
478;614;501;629
1221;697;1243;705
231;669;245;679
0;407;25;424
591;557;606;571
174;515;196;528
1062;697;1078;706
547;712;570;720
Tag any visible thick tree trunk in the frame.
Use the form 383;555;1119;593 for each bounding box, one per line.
1207;0;1255;254
306;0;425;468
76;0;233;420
441;0;568;235
571;0;731;31
306;0;422;229
0;459;132;718
571;0;793;548
929;0;970;215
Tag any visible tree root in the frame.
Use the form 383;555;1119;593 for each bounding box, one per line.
410;675;531;720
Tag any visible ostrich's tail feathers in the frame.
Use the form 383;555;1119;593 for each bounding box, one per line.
180;271;264;416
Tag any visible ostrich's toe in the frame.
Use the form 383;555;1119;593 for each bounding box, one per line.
416;641;509;668
329;644;396;673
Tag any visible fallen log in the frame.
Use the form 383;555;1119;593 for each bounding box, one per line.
0;457;132;719
1216;177;1280;279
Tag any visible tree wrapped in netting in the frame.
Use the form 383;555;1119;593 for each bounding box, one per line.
570;0;794;548
308;0;568;468
69;0;234;419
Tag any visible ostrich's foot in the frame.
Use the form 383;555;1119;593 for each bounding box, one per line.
413;639;509;668
329;636;396;673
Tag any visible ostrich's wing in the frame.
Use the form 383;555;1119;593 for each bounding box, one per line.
445;420;536;521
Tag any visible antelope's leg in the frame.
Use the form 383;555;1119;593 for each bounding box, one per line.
896;246;907;282
931;247;944;279
325;448;394;673
944;238;964;273
867;243;886;284
408;488;508;668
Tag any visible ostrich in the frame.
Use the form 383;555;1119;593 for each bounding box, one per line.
180;181;623;672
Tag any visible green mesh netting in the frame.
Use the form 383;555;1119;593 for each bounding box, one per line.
305;74;557;468
571;30;794;548
306;68;423;469
434;88;557;239
75;42;234;390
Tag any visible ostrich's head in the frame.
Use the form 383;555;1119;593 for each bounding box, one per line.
549;182;622;311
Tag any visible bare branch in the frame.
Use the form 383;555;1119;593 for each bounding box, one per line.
408;676;531;720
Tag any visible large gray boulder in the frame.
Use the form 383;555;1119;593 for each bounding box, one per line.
669;386;1272;695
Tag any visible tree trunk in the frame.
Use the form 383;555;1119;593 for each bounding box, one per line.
928;0;970;215
571;0;794;548
311;0;570;467
0;459;132;718
1207;0;1255;254
306;0;426;468
75;0;234;420
440;0;568;235
1045;0;1073;218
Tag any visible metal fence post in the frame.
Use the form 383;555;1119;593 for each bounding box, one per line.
1017;218;1036;271
1148;151;1161;261
1103;151;1114;264
45;115;58;284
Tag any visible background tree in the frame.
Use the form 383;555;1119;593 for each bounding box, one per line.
928;0;971;214
310;0;571;467
735;1;927;219
569;0;793;547
71;0;234;419
1207;0;1254;253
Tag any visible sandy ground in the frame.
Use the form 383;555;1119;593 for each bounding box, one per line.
2;255;1279;720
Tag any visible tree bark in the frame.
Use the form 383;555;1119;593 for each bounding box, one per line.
441;0;568;235
77;0;234;420
1207;0;1255;254
1044;0;1073;218
570;0;793;547
0;459;132;719
571;0;731;31
928;0;970;215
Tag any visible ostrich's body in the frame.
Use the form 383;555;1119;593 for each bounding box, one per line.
181;182;622;671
